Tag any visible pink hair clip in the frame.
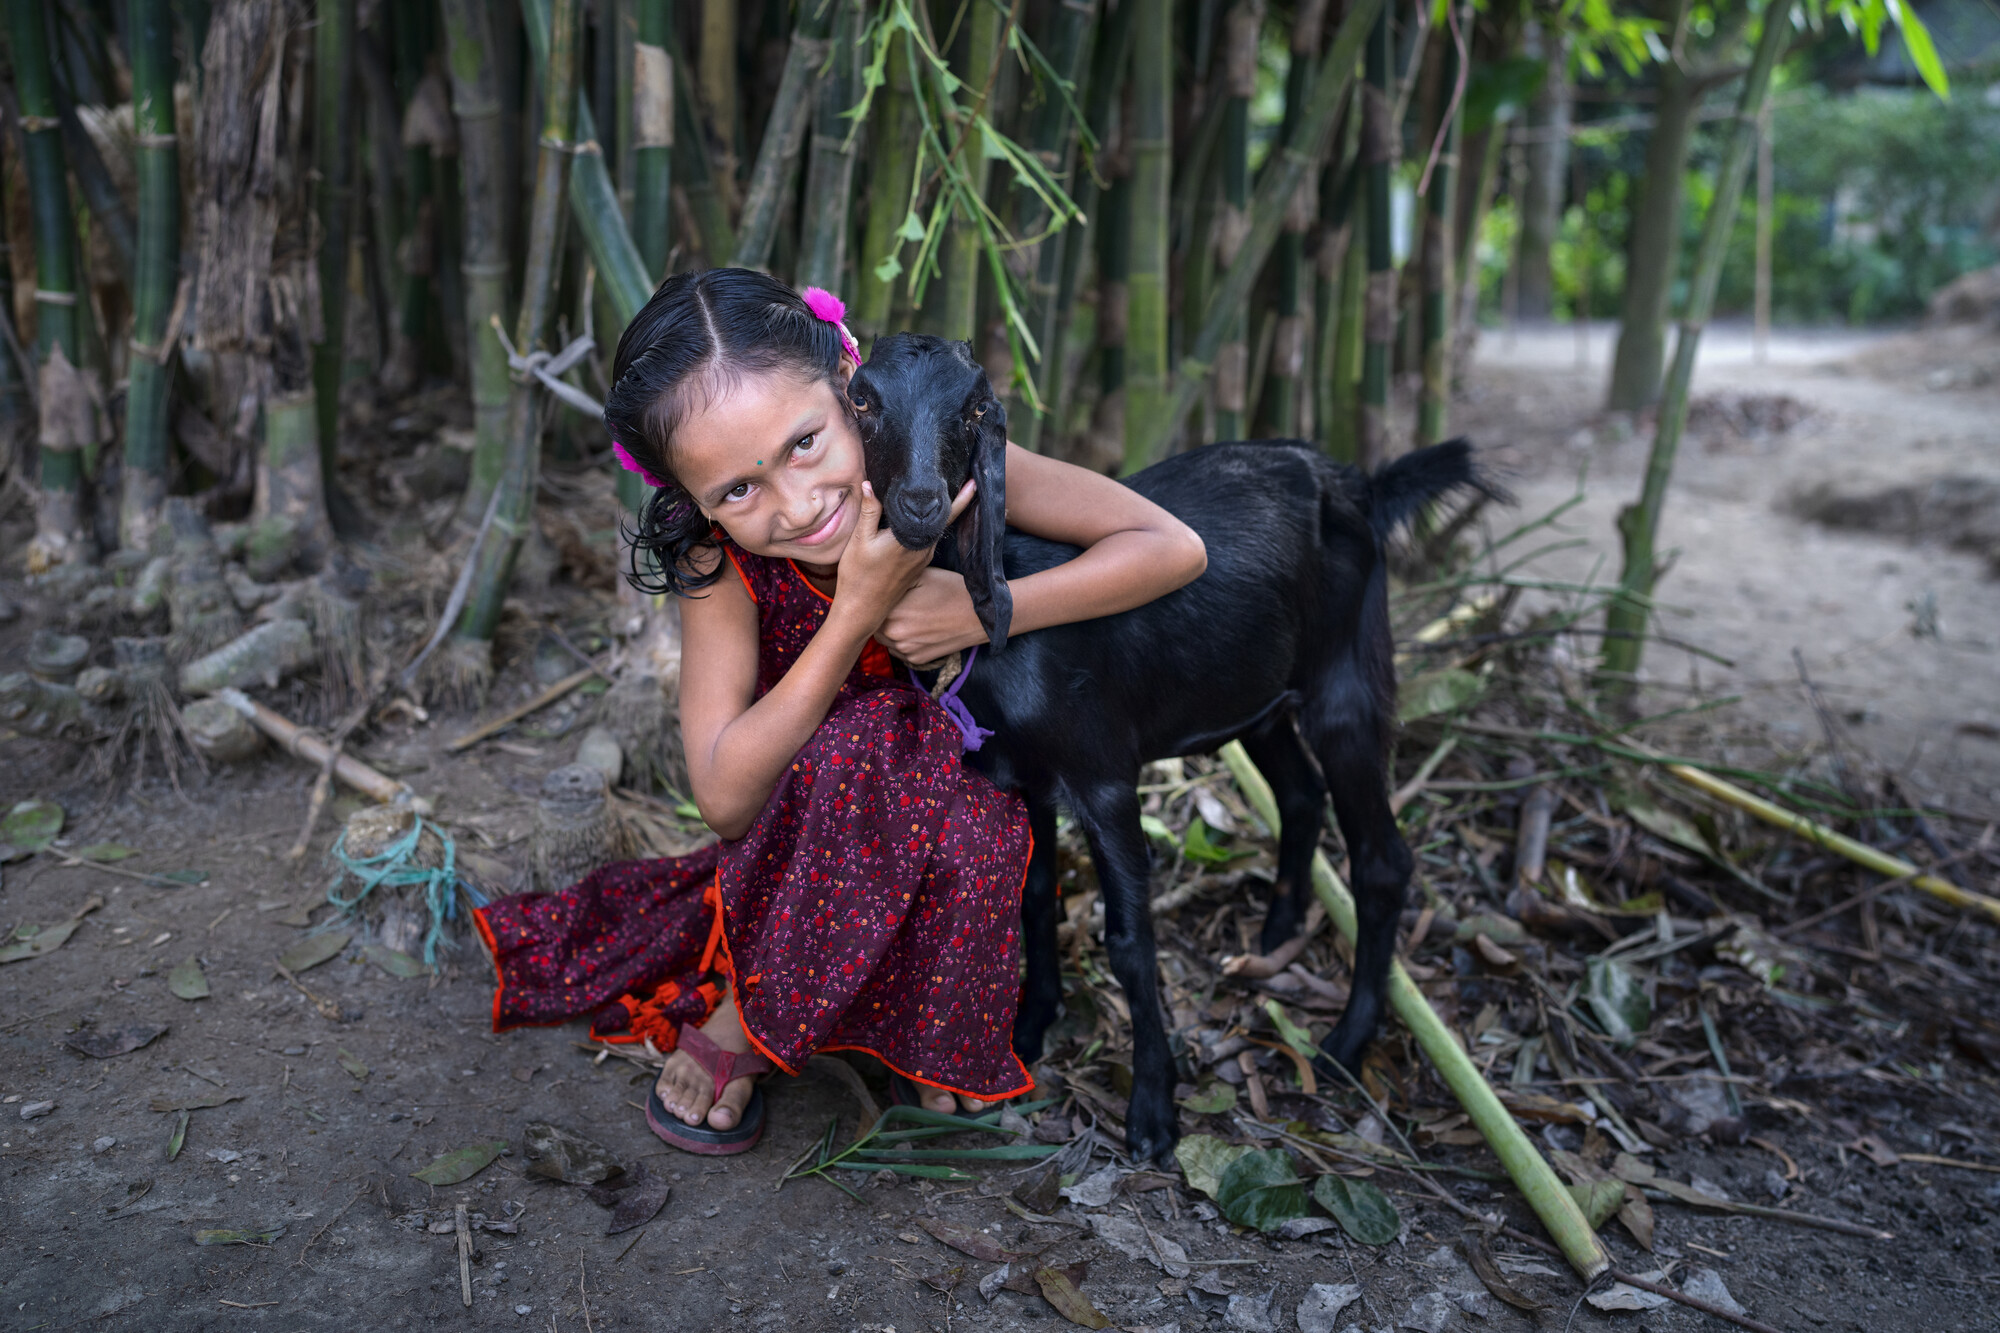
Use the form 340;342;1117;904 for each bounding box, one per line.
800;287;862;368
612;439;667;488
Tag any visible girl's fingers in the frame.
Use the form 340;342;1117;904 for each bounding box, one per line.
856;480;883;538
946;478;977;524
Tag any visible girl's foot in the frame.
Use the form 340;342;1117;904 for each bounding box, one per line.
655;995;759;1131
921;1087;993;1115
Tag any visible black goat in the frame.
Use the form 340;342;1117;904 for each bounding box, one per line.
850;334;1494;1161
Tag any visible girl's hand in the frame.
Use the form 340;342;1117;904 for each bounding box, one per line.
830;480;975;634
875;568;984;664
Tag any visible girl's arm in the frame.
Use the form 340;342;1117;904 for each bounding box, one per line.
875;443;1207;664
680;483;966;839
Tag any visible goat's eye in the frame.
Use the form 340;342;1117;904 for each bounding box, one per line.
850;394;868;411
972;403;987;418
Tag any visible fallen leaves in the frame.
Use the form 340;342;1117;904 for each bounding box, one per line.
0;895;102;964
1;798;64;858
1311;1174;1400;1245
523;1121;623;1185
277;930;352;975
149;1091;242;1113
65;1022;168;1059
168;956;210;1000
194;1225;287;1247
1213;1149;1309;1233
1033;1265;1111;1329
361;942;429;978
588;1162;671;1234
410;1139;508;1186
336;1048;369;1080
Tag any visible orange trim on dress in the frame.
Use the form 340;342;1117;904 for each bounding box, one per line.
722;544;759;604
472;906;506;1033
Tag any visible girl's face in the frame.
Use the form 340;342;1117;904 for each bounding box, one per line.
671;364;862;568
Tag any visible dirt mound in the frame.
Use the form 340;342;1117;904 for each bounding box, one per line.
1685;390;1813;451
1789;472;2000;574
1926;263;2000;327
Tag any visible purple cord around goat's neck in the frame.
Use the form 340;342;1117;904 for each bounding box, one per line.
912;647;995;752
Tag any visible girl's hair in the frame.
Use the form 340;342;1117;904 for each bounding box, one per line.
606;268;853;596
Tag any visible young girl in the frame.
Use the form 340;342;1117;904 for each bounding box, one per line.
475;269;1204;1154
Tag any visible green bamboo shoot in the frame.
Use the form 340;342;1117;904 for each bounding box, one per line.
1119;0;1173;471
6;0;93;568
445;0;582;696
733;0;839;271
1600;1;1795;694
440;0;514;526
120;0;181;551
632;0;674;281
798;0;864;293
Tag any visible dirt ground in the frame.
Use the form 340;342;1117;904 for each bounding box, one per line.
2;324;1999;1332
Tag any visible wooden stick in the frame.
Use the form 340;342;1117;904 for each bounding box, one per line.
456;1203;473;1306
445;663;604;752
1221;740;1610;1282
215;689;426;811
284;689;382;861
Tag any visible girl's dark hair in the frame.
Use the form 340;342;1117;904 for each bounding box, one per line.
606;268;852;596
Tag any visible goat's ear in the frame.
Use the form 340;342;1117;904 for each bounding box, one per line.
955;401;1012;650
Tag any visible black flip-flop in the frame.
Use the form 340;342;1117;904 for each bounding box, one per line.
645;1083;766;1155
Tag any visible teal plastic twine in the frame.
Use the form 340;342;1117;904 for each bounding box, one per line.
326;814;459;966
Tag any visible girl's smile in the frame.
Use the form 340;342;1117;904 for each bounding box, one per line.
672;367;863;570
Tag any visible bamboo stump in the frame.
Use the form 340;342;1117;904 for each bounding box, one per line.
340;806;453;956
533;764;623;892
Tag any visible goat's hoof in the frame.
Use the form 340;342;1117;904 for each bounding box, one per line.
1124;1097;1182;1165
1315;1026;1375;1080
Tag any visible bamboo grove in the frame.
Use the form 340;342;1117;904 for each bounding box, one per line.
0;0;1950;700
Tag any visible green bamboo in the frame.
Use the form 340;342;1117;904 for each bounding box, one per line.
50;77;137;286
1127;0;1383;470
391;0;438;371
733;0;839;271
1211;0;1261;442
1264;0;1327;439
1417;3;1463;446
1219;738;1610;1283
1014;0;1101;451
797;0;865;293
1119;0;1173;471
632;0;674;280
449;0;581;679
1326;179;1365;462
1600;0;1795;694
615;0;637;221
663;21;737;266
0;206;28;458
440;0;515;526
5;0;89;565
522;0;654;324
119;0;181;551
1312;91;1360;453
853;30;923;346
936;0;1006;342
313;0;356;494
1357;3;1393;468
357;27;412;380
700;0;740;184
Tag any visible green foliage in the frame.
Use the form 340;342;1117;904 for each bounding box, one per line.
1214;1149;1311;1231
1312;1173;1401;1243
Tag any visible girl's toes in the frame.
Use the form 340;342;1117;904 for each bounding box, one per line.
922;1089;955;1114
708;1076;753;1131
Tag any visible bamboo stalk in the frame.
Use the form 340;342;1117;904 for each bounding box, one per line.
733;0;839;271
1417;2;1463;446
50;76;137;286
356;26;412;382
119;0;181;552
444;0;582;695
699;0;740;185
1263;0;1327;439
1356;3;1393;469
5;0;91;568
1219;739;1609;1282
312;0;356;495
662;21;736;266
1128;0;1382;471
797;0;865;293
1118;0;1173;471
1015;0;1104;451
1604;0;1693;412
853;30;922;346
1211;0;1261;442
215;688;427;809
632;0;674;281
937;0;1007;342
1600;3;1794;694
440;0;514;526
390;1;437;374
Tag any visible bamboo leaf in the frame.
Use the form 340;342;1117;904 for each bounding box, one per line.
411;1139;509;1186
1313;1174;1400;1244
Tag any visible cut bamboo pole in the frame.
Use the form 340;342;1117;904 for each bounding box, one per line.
215;688;427;809
120;0;182;553
440;0;514;528
1220;739;1609;1282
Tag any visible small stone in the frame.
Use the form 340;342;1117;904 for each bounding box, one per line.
1764;1169;1790;1200
1296;1283;1361;1333
283;1046;306;1056
515;1304;532;1316
1683;1268;1746;1317
19;1100;55;1120
92;1136;115;1154
1398;1290;1457;1333
1224;1287;1276;1333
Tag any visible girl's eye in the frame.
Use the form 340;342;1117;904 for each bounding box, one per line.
725;482;752;501
794;432;820;456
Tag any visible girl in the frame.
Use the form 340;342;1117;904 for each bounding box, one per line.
475;269;1204;1154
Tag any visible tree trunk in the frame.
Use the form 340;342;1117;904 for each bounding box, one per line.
1119;0;1173;472
7;0;95;569
312;0;355;500
853;31;922;347
731;0;837;271
935;0;1007;343
1417;2;1463;446
1127;0;1382;469
796;0;865;293
1357;0;1394;468
1605;31;1694;412
1514;21;1567;321
1211;0;1262;442
631;0;674;283
440;0;514;527
119;0;181;552
1599;1;1793;696
443;0;582;699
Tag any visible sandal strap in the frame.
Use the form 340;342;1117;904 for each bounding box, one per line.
678;1026;775;1106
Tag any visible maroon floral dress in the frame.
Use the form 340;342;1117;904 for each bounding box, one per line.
474;538;1034;1101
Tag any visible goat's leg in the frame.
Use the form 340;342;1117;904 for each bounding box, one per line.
1240;719;1329;954
1067;780;1179;1162
1302;714;1413;1074
1012;794;1064;1063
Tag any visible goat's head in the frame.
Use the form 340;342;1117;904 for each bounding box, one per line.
848;333;1012;649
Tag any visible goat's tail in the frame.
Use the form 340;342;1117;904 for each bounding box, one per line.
1363;437;1503;541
